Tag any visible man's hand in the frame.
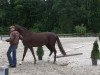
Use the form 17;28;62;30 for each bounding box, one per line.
5;39;11;42
1;40;6;42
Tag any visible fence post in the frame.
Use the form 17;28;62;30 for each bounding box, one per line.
0;65;9;75
1;35;2;40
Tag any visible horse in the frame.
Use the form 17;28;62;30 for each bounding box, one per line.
14;25;66;64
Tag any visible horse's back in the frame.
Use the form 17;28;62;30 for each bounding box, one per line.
32;32;57;38
23;32;57;47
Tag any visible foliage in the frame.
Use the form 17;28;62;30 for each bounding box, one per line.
0;26;9;34
91;40;100;59
0;0;100;33
75;24;86;34
37;46;44;57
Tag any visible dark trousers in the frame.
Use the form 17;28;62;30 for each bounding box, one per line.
7;44;17;65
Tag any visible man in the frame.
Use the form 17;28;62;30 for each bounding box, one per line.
6;26;22;68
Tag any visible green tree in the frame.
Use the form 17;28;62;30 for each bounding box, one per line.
91;40;99;59
0;0;100;34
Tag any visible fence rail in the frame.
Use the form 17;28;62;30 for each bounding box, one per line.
0;35;9;40
0;33;98;40
57;33;98;37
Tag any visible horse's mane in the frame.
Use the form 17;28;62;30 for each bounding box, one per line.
15;25;28;31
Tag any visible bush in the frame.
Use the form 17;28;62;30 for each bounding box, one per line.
75;24;86;35
52;27;62;34
37;46;44;60
91;40;100;59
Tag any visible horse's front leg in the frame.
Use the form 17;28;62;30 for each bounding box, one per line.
19;46;28;65
29;47;36;64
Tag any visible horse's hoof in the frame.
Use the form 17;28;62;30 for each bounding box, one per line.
34;62;36;64
19;62;22;65
47;57;50;62
53;62;55;64
53;61;56;64
48;60;50;62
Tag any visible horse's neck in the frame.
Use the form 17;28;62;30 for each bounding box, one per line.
20;30;31;37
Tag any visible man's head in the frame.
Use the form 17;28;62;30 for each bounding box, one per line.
9;26;16;32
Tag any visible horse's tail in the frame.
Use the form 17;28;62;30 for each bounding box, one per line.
56;36;66;56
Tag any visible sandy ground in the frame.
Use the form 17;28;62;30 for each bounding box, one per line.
0;37;100;75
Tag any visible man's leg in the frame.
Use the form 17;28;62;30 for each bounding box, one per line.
7;45;13;65
12;45;17;66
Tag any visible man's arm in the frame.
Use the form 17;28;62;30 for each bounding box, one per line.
6;33;15;42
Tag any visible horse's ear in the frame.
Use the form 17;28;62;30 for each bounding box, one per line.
14;25;21;28
12;23;17;26
14;25;20;30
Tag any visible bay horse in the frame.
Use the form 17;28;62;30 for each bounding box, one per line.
14;25;66;64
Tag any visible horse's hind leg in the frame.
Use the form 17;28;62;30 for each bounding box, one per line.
52;47;57;64
46;44;57;63
29;47;36;64
46;45;53;56
48;46;57;64
46;44;53;62
48;51;53;62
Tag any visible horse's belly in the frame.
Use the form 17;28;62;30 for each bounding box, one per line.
23;40;47;47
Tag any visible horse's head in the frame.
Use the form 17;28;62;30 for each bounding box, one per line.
12;24;28;35
14;25;22;31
